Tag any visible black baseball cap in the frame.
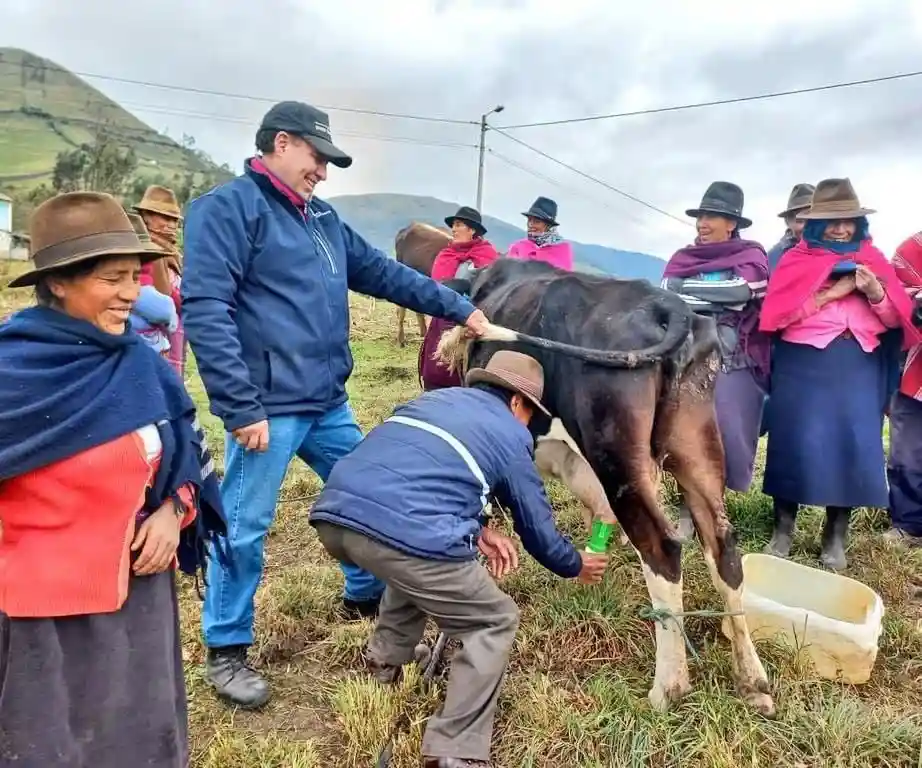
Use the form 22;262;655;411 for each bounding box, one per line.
258;101;353;169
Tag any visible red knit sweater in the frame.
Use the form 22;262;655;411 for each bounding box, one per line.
0;432;195;618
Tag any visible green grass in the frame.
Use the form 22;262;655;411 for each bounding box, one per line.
2;262;922;766
0;111;73;175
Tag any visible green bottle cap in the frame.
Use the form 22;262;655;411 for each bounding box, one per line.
586;519;615;554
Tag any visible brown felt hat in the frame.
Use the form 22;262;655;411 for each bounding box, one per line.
9;192;164;288
133;184;183;221
465;350;551;417
799;178;875;220
777;183;815;218
126;212;165;252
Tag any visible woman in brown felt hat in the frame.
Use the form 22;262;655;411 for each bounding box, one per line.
134;184;186;377
760;178;921;570
0;191;226;767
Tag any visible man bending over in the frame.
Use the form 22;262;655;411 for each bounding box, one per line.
310;350;608;768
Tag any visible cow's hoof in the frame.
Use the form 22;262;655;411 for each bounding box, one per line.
647;679;691;711
738;675;775;717
743;689;776;718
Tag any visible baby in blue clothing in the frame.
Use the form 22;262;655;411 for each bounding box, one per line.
130;286;178;356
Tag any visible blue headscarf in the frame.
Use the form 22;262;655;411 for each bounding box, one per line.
0;306;228;579
803;216;870;254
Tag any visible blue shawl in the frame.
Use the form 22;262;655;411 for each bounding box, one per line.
803;217;870;254
0;306;227;579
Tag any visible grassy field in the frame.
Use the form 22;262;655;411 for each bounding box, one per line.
2;260;922;767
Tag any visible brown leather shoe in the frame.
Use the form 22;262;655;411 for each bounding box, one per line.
423;758;491;767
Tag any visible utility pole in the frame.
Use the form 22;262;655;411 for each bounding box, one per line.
476;104;504;211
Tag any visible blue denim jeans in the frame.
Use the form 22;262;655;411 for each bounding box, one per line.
202;403;385;648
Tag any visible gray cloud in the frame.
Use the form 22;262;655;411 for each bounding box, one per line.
3;0;921;258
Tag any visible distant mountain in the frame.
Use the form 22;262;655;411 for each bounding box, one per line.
328;193;666;282
0;48;223;189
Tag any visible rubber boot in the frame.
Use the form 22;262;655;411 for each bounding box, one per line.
675;504;695;543
764;499;798;558
820;506;851;571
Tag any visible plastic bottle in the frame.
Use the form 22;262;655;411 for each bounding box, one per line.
585;519;615;554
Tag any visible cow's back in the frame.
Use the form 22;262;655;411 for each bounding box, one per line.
465;258;695;442
471;258;681;356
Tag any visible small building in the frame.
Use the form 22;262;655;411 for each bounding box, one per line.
0;192;11;258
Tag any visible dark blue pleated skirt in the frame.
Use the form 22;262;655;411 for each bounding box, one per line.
715;368;766;492
0;571;188;767
763;336;889;508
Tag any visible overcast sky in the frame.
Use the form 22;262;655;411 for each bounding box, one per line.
4;0;922;260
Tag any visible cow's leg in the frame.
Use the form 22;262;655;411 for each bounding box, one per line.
582;382;691;710
663;397;775;717
534;436;628;544
415;312;428;339
612;478;691;710
396;306;407;346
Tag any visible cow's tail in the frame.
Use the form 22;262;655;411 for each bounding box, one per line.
480;302;691;369
435;325;471;374
435;298;691;371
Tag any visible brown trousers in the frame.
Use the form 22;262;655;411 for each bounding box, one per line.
314;522;519;762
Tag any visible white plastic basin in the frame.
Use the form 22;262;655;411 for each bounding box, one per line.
725;553;885;684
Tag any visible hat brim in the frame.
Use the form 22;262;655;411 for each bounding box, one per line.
798;207;876;220
685;207;752;229
445;216;487;236
464;367;551;417
8;244;164;289
777;204;812;219
304;135;353;169
522;211;558;227
133;202;184;222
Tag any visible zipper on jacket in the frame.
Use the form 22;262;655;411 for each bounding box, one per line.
309;218;338;275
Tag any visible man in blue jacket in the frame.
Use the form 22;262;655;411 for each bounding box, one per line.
310;350;609;768
181;100;488;709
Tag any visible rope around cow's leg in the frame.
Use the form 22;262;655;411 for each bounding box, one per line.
638;607;745;663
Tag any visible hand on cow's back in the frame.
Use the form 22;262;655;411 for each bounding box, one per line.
577;552;608;585
463;308;490;337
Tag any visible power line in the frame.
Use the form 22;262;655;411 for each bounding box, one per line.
121;103;479;149
490;127;691;227
487;148;648;228
0;59;477;126
497;69;922;129
0;89;479;152
5;120;478;154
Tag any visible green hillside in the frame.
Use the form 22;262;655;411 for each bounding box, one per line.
0;48;210;183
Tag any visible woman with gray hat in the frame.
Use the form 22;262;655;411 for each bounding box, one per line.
507;196;574;271
662;182;770;539
767;183;815;274
0;191;226;766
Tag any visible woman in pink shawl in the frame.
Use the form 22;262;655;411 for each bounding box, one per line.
661;182;770;540
506;196;574;271
421;207;498;390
